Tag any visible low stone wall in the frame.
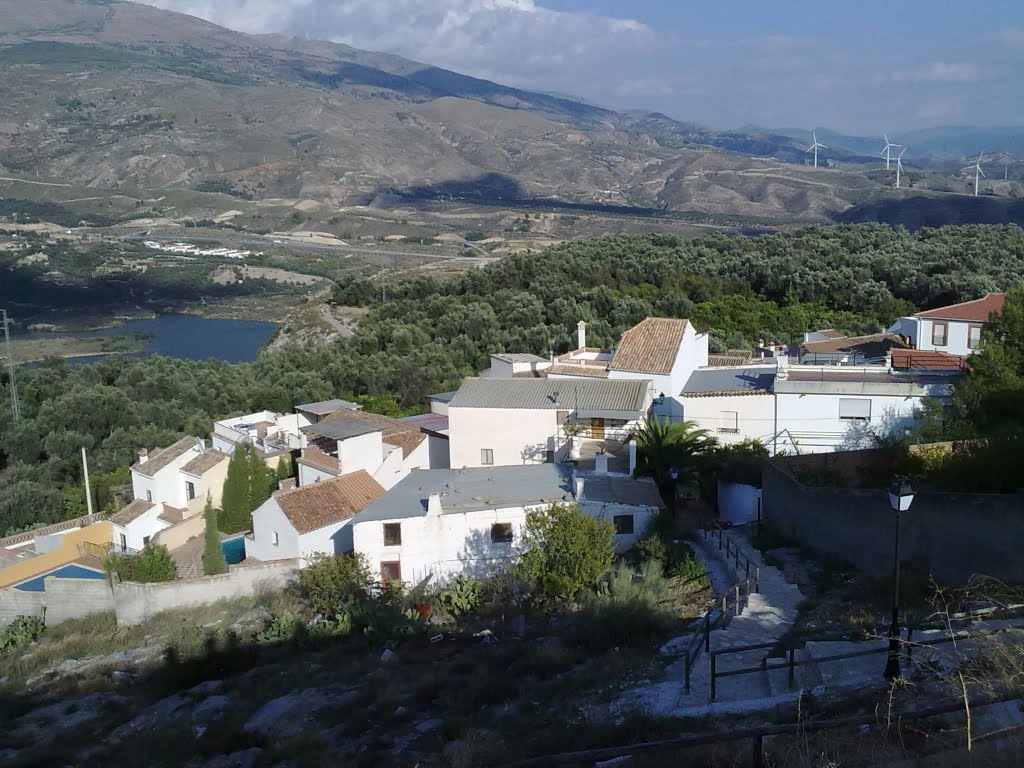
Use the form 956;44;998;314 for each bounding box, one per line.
0;559;299;628
762;463;1024;584
112;559;299;626
0;577;115;626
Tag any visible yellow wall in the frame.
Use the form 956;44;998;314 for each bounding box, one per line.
0;522;113;589
152;513;205;551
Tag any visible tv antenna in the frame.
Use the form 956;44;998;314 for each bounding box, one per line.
1;310;21;423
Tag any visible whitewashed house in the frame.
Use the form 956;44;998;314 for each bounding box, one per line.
887;293;1005;357
294;399;362;429
547;318;709;421
480;353;551;379
131;437;229;516
296;410;430;489
350;464;662;586
245;472;386;562
446;378;651;468
212;410;303;457
109;499;185;553
681;359;959;455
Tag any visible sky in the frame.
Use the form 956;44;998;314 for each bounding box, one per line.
143;0;1024;134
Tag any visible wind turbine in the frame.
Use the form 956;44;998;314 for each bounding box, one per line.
895;147;907;189
963;152;985;196
806;131;827;168
880;134;901;170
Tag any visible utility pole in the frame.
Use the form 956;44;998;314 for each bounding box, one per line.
82;447;94;516
1;309;20;423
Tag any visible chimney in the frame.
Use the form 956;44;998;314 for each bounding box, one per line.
756;339;765;360
574;477;585;499
595;453;609;475
577;320;587;350
628;439;638;476
427;492;442;516
137;448;149;465
194;437;205;454
278;477;296;492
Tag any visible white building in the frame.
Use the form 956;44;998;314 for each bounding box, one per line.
447;378;652;469
294;399;362;429
109;499;186;553
130;437;229;516
547;318;709;421
245;471;386;562
212;410;303;457
480;353;551;379
680;359;958;455
295;410;431;490
350;464;662;586
888;293;1005;357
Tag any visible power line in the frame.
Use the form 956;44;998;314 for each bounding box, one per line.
1;309;20;423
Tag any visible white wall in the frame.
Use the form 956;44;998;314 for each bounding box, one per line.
448;407;561;468
131;445;201;507
298;462;336;487
352;505;534;586
246;498;300;561
774;391;927;454
372;443;409;490
681;394;776;447
339;431;384;475
718;483;762;525
577;501;658;553
297;520;356;560
426;435;450;469
111;506;171;552
915;318;977;356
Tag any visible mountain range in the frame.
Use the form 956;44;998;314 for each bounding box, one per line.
0;0;1021;227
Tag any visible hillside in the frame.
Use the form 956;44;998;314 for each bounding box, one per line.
0;0;945;227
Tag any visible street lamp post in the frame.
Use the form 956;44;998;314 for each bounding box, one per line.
884;476;915;681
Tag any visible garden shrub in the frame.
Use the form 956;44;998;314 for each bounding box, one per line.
104;543;177;583
0;615;45;653
296;553;374;616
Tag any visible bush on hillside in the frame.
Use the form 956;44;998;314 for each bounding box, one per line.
514;503;614;601
295;553;375;616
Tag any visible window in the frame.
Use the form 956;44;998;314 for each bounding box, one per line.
142;536;151;546
545;450;555;464
839;398;872;421
491;523;514;544
272;531;279;547
185;481;196;501
968;324;983;349
613;515;634;535
119;533;127;552
480;448;494;466
719;411;739;433
931;321;948;347
380;561;402;585
383;523;402;546
145;490;152;502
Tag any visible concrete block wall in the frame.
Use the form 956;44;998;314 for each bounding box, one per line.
762;464;1024;584
112;559;299;626
43;577;116;624
0;589;46;625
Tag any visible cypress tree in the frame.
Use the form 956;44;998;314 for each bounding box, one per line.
202;495;228;576
219;445;251;534
246;444;275;516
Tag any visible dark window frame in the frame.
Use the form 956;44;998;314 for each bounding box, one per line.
932;321;948;347
383;523;402;546
613;514;634;535
491;523;514;544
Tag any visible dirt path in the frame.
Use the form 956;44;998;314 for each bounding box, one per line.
320;306;354;338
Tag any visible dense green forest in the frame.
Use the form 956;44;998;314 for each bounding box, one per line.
2;223;1023;534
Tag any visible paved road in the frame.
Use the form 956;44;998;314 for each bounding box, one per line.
320;305;354;338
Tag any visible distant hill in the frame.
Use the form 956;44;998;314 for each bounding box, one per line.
0;0;1019;228
776;126;1024;162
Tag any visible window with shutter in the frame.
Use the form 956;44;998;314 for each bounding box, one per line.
839;399;871;421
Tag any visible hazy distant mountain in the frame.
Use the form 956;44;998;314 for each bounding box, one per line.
0;0;1017;227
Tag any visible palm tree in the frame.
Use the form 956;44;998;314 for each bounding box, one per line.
631;416;716;507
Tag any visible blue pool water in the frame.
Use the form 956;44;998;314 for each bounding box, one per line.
14;564;108;592
222;535;247;565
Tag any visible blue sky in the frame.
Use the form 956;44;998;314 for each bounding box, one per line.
148;0;1024;133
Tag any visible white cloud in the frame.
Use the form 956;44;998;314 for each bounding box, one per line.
889;61;980;84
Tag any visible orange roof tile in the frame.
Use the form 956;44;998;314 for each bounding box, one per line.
914;293;1006;322
318;409;426;458
891;349;969;371
609;317;689;375
275;471;386;534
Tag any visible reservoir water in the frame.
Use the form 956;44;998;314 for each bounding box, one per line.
20;314;277;365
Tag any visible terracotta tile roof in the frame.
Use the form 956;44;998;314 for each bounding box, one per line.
891;349;969;371
815;329;845;339
545;364;611;378
800;333;907;357
609;317;689;375
180;449;229;477
319;409;426;458
297;445;341;477
275;471;386;534
110;499;157;527
706;354;753;367
132;437;199;477
158;506;187;525
914;293;1006;322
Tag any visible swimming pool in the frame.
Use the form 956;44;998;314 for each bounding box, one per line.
222;535;247;565
14;564;109;592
